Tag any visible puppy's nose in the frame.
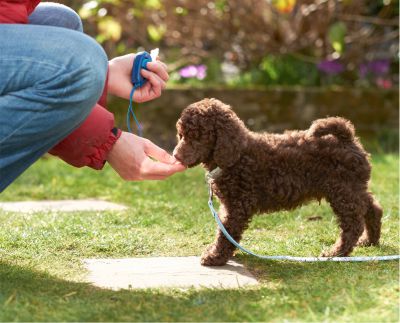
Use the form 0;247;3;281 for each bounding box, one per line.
172;148;179;160
173;154;182;163
172;149;182;163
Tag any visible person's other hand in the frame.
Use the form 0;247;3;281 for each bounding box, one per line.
106;131;186;180
108;53;169;102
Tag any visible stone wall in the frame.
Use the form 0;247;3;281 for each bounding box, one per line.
108;88;399;150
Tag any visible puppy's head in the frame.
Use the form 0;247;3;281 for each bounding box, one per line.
173;98;248;168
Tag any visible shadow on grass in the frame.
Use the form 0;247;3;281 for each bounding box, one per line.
1;257;398;322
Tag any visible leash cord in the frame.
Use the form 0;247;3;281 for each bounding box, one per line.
207;184;400;262
126;86;143;137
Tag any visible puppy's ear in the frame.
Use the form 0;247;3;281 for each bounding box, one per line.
213;110;247;169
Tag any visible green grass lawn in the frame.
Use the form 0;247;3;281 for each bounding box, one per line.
0;153;398;322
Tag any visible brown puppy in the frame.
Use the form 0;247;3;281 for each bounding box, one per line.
173;98;382;266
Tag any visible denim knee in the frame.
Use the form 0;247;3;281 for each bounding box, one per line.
64;32;109;114
0;24;109;191
29;2;83;32
0;24;108;129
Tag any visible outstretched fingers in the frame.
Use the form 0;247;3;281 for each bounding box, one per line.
140;157;186;180
138;139;186;180
144;139;175;164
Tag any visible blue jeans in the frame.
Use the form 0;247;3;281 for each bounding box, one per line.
0;3;108;192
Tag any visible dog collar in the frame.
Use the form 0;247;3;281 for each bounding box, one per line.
206;167;222;183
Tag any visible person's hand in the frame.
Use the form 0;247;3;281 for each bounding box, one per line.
106;131;186;180
107;53;169;102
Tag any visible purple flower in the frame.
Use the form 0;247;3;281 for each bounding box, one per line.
179;65;207;80
359;59;390;77
317;60;345;75
179;65;197;78
359;63;369;78
196;65;207;80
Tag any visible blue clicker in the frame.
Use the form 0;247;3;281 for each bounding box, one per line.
131;51;152;87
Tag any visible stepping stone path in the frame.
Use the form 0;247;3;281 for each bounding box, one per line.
0;199;127;213
84;257;258;289
1;200;258;289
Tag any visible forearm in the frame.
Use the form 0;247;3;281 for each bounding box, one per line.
49;104;121;169
48;68;121;170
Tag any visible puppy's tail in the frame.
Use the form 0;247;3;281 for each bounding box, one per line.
310;117;355;142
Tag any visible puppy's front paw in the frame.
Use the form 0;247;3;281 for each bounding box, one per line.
200;244;230;266
319;250;337;258
319;248;349;258
356;233;378;247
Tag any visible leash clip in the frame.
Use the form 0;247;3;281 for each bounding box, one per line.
208;183;213;201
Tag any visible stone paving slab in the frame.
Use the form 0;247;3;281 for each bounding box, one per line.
0;199;127;213
83;257;258;290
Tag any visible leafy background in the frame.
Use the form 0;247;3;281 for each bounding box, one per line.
61;0;399;88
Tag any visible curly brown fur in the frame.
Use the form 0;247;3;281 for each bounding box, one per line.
173;98;382;266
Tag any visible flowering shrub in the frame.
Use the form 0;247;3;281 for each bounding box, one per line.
317;60;345;75
359;60;393;89
360;60;390;77
315;59;394;88
178;65;207;80
70;0;398;88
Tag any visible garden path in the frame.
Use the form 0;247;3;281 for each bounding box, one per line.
0;199;258;289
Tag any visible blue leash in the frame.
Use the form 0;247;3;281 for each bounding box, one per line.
127;86;142;136
207;181;400;262
126;50;154;136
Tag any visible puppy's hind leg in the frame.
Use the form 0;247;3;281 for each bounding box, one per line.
321;188;366;257
357;192;382;246
201;203;252;266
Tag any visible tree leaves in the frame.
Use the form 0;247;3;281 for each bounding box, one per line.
328;22;347;54
147;24;166;42
98;17;122;42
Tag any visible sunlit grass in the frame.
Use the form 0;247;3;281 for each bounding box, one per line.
0;153;398;322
